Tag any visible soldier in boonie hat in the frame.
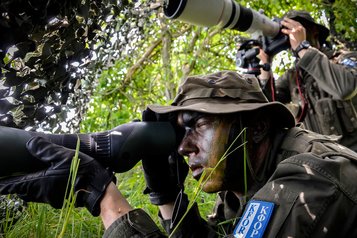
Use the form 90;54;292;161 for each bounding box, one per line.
142;71;295;201
139;70;357;237
146;71;296;195
259;9;357;153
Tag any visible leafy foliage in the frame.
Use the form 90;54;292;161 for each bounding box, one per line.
0;0;356;236
81;0;357;132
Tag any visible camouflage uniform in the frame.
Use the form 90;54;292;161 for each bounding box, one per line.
274;48;357;152
103;126;357;238
103;71;357;238
265;10;357;152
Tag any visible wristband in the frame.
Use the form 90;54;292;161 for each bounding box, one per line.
293;40;310;58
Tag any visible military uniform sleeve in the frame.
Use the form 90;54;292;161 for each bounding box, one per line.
249;154;357;238
102;209;167;238
298;47;357;100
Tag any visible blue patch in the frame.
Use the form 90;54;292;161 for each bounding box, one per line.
233;200;275;238
341;58;357;68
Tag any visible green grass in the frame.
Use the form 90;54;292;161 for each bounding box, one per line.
1;165;216;238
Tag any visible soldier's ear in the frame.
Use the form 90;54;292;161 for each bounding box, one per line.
245;110;271;144
251;119;270;143
241;110;272;143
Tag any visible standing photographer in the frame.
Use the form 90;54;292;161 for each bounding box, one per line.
259;10;357;152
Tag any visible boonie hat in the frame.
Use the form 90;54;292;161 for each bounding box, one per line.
284;10;330;44
148;71;295;128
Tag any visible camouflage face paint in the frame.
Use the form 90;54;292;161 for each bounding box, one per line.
178;111;239;193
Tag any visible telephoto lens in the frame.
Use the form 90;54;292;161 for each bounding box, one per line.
163;0;280;38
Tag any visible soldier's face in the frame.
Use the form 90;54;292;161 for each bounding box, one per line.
177;111;237;193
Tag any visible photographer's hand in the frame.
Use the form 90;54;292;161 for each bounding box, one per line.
281;17;307;57
0;136;115;216
258;48;273;81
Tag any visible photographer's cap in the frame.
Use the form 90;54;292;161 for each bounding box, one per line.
148;71;295;128
284;10;329;44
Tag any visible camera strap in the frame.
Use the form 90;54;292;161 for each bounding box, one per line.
294;63;308;123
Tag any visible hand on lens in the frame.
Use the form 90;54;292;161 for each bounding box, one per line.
281;18;306;50
0;136;116;216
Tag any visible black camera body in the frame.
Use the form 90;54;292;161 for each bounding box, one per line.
236;28;290;75
235;40;263;76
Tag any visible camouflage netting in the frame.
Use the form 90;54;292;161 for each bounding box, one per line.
0;0;157;132
0;0;159;231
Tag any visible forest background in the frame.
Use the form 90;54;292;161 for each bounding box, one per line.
0;0;356;237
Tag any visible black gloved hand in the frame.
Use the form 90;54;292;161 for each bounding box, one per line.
0;136;115;216
141;108;188;205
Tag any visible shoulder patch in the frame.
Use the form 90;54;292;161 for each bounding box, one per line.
233;200;275;238
337;51;357;68
341;58;357;68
